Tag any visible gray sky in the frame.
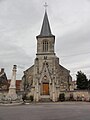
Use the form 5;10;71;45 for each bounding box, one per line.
0;0;90;80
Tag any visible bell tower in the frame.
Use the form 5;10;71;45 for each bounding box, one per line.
36;10;55;56
33;7;57;101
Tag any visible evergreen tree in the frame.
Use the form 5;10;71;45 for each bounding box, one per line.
88;79;90;90
76;71;88;90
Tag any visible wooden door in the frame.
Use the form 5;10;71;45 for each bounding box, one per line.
43;83;49;95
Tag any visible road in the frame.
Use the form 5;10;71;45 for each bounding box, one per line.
0;102;90;120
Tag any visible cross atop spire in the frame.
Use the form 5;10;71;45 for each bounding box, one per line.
37;4;54;38
44;2;48;12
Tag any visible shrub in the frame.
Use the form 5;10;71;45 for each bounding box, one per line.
22;94;27;101
69;93;74;101
30;95;33;102
59;93;65;102
76;96;82;101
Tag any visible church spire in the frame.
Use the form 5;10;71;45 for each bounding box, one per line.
37;3;54;38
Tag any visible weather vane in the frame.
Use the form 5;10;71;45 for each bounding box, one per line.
44;2;48;11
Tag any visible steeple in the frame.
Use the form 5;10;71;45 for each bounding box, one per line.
37;9;54;38
36;4;55;55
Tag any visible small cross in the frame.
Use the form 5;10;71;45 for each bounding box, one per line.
44;2;48;11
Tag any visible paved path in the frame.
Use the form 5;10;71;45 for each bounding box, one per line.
0;102;90;120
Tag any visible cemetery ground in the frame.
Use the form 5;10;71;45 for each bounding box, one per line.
0;102;90;120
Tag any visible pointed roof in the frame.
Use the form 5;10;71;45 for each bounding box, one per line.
37;11;54;38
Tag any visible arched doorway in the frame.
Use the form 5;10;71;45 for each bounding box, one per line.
42;75;49;95
43;83;49;95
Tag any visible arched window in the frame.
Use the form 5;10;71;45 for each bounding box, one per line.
43;40;48;52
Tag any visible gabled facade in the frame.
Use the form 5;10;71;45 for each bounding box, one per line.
22;10;72;102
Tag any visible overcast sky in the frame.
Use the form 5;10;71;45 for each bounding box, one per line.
0;0;90;80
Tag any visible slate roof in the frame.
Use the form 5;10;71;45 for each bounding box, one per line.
37;11;54;37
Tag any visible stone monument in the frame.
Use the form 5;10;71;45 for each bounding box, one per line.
0;65;22;104
7;65;17;100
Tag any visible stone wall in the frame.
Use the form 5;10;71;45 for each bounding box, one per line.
64;90;90;101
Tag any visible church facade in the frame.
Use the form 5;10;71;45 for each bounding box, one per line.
22;10;72;102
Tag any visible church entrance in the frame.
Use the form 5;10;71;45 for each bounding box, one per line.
43;83;49;95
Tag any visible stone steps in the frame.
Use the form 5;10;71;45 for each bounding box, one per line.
40;98;52;102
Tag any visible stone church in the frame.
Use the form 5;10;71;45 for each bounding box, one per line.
22;10;72;102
